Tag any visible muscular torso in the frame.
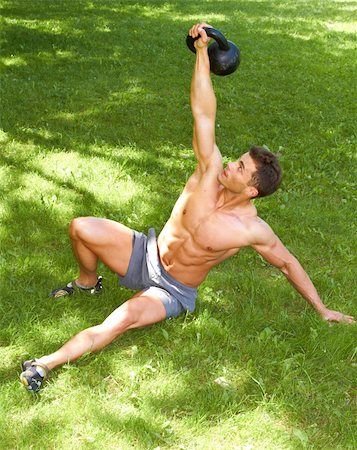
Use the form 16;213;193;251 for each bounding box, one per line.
157;168;259;287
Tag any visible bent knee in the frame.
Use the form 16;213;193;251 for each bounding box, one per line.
69;216;93;241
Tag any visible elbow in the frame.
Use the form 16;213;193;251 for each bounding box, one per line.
192;106;207;119
192;110;216;125
280;256;298;276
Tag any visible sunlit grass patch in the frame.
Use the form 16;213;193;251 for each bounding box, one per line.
1;55;27;66
177;407;304;449
31;150;142;205
325;20;357;33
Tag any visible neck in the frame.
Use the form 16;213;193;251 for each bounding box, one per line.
218;188;253;210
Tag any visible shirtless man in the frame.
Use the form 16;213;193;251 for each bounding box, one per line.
20;23;355;393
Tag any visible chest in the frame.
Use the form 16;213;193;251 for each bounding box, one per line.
169;184;254;253
192;211;252;252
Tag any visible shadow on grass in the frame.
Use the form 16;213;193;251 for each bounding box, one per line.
1;0;355;153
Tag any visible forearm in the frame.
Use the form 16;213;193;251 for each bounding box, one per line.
282;259;327;315
255;229;354;323
190;47;216;119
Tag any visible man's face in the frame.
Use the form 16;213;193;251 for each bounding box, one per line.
218;152;257;195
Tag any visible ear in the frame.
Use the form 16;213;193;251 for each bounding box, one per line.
247;186;259;198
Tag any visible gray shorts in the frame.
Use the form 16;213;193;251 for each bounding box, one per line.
118;228;197;318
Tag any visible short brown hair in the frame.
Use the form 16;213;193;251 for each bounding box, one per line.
249;146;282;198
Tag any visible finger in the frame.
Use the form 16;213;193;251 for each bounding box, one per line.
336;314;356;324
189;24;198;37
189;23;211;38
198;27;208;42
189;25;196;37
192;24;201;38
196;23;205;37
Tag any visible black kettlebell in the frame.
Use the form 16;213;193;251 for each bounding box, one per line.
186;27;240;76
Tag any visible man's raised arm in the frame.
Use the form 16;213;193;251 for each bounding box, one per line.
251;222;355;324
189;23;222;172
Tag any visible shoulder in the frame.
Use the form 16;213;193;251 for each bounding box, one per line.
247;217;276;247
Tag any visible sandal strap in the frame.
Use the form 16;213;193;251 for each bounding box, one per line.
74;276;103;291
50;276;103;298
31;360;50;378
73;280;95;290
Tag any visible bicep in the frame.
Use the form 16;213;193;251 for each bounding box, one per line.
252;229;295;272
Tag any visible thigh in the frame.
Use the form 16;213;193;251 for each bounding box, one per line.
74;217;134;276
145;286;185;318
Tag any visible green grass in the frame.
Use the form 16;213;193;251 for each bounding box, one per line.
1;0;356;448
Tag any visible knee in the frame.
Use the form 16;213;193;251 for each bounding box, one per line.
120;305;139;331
69;217;91;241
102;302;140;335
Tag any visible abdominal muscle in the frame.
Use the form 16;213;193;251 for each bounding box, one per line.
157;218;238;287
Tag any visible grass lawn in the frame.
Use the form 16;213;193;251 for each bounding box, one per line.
1;0;356;448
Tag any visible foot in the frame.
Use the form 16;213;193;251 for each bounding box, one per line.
20;360;50;393
49;276;103;298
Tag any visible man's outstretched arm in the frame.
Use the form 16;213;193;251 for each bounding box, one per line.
189;23;222;173
251;223;355;324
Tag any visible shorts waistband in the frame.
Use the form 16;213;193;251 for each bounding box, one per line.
158;259;198;293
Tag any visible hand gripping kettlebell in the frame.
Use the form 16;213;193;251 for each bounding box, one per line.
186;27;240;76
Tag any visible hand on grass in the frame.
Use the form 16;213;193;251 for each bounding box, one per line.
321;308;355;324
189;23;212;49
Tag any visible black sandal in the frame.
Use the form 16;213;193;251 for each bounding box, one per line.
49;276;103;298
20;360;50;393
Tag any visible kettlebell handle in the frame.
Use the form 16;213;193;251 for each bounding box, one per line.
186;27;230;54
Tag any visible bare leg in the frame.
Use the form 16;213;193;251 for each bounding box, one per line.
68;217;134;286
37;293;166;370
